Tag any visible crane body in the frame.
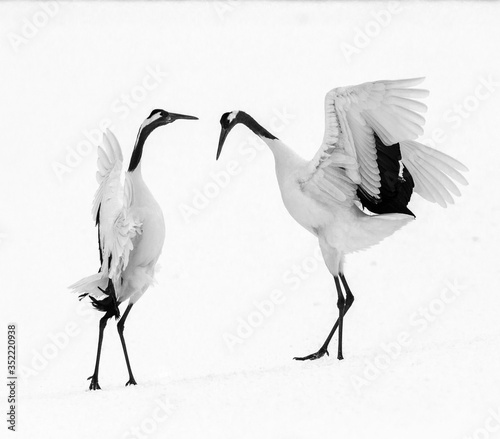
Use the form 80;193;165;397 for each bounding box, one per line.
216;78;468;361
70;109;197;389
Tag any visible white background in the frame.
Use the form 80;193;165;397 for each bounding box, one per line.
1;1;499;438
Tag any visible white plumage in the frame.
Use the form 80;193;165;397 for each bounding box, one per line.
70;109;197;389
400;139;468;206
303;77;466;208
216;78;468;361
70;130;164;305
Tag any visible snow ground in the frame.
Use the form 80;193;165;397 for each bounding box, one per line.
1;2;500;438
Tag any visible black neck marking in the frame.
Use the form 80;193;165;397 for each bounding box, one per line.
128;123;157;172
236;112;277;140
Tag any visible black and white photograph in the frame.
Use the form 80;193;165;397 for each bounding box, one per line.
2;1;499;438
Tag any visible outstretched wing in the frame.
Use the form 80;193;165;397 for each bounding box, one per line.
301;78;429;209
92;130;141;284
400;140;468;207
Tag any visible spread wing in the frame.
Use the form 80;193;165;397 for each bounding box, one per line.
92;130;142;284
400;140;468;207
300;78;429;208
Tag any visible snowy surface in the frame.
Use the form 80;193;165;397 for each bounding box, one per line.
1;2;500;438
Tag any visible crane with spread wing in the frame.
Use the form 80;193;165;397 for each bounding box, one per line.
216;78;468;361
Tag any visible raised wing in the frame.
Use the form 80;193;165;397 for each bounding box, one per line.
400;140;468;207
301;78;429;208
92;130;142;284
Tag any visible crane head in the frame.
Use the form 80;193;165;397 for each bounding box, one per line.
217;111;277;160
144;109;198;131
217;111;241;160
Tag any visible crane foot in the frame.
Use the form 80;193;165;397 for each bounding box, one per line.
125;377;137;386
87;374;101;390
293;347;329;361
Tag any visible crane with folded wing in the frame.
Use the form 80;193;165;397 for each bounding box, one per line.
70;109;197;389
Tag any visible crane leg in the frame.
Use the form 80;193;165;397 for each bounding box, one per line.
88;310;114;390
294;273;354;361
335;276;346;360
339;273;355;353
117;303;137;386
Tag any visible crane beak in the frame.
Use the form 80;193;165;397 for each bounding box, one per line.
168;112;198;122
216;127;230;160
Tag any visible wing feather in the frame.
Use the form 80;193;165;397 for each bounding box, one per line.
400;140;468;207
416;166;451;207
409;168;437;203
386;88;430;99
301;78;467;211
386;96;428;113
392;104;427;126
92;130;142;285
415;156;461;196
303;78;428;207
383;77;426;88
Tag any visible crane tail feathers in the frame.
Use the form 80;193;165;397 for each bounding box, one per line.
69;273;120;318
88;287;120;319
69;273;108;300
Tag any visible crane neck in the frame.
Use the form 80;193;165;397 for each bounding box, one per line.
237;112;277;141
128;122;158;173
237;112;300;167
